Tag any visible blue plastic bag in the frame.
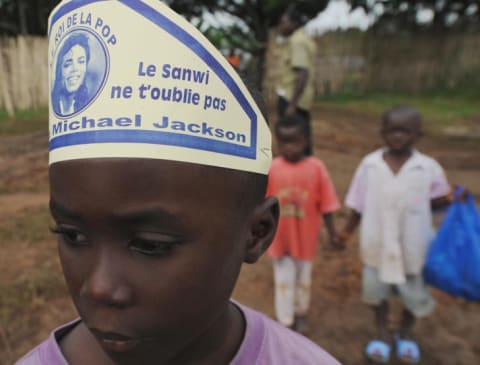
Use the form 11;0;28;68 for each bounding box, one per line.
424;188;480;301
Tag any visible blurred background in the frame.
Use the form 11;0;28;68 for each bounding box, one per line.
0;1;479;364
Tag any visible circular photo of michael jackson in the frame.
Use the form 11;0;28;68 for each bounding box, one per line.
51;28;109;118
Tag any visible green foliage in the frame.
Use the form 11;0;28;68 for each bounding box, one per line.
165;0;329;88
0;0;57;35
166;0;327;28
166;0;329;70
197;19;261;55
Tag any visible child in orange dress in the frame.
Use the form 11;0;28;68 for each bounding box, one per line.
267;113;342;332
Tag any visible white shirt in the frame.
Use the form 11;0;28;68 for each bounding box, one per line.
345;148;450;283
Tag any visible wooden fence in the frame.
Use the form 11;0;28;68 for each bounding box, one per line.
263;31;480;103
1;33;480;114
0;36;48;116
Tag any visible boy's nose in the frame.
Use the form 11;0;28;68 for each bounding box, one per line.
80;248;133;308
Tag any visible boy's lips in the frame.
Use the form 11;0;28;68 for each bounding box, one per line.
90;328;142;352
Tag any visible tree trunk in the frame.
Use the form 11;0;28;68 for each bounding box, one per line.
0;42;15;116
18;0;28;35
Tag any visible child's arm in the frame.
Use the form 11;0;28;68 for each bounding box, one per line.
431;195;451;211
431;186;469;212
338;209;361;245
322;212;344;250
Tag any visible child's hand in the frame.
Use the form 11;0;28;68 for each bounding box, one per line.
335;231;352;248
329;234;346;251
451;185;470;202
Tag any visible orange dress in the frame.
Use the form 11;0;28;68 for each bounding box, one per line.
267;156;340;260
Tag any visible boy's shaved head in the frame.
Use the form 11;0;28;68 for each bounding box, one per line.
275;113;309;137
382;105;422;130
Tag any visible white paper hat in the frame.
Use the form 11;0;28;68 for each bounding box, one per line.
48;0;271;174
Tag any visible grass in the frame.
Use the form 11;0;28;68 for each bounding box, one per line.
0;107;48;136
0;207;51;244
0;270;66;323
0;207;67;364
317;91;480;128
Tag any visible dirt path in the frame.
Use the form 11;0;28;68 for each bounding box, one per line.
235;106;480;365
0;192;48;219
2;107;479;365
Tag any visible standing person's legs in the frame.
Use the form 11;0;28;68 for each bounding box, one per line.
399;308;415;340
293;259;313;332
273;256;296;327
363;266;393;362
277;95;288;119
394;274;435;364
397;273;435;336
296;108;312;156
373;301;390;343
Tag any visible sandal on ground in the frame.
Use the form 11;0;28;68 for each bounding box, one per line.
365;340;391;363
395;337;420;364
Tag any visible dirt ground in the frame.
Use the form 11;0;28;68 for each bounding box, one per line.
1;106;479;365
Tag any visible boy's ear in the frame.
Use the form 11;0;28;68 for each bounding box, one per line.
244;196;279;264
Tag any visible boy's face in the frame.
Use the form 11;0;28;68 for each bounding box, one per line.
49;158;273;363
278;14;295;37
276;125;307;162
381;116;420;154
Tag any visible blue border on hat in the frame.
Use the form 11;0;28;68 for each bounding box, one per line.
49;0;258;160
50;129;249;157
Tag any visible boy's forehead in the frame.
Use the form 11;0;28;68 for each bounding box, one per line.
50;157;255;201
48;0;271;175
384;111;421;129
49;159;250;231
50;157;233;183
49;158;243;206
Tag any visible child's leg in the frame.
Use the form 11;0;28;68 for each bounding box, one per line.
373;300;391;342
395;308;420;364
362;266;393;362
293;259;313;316
273;256;296;327
293;259;313;332
362;266;393;341
399;308;415;339
397;273;435;337
394;274;435;363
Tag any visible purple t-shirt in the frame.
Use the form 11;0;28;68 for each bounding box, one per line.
15;303;340;365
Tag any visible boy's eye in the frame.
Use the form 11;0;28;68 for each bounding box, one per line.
51;226;88;246
128;236;179;257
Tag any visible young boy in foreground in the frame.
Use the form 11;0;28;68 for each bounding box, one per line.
339;106;452;364
15;1;340;364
